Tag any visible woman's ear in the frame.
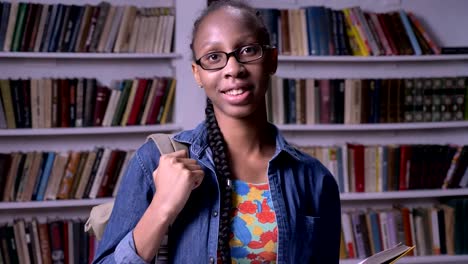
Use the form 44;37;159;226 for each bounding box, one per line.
192;62;203;88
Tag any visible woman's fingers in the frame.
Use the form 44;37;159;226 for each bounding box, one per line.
190;169;205;189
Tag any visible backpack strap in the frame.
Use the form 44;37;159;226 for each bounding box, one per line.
86;133;187;241
146;133;188;155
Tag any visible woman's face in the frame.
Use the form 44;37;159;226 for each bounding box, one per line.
191;7;277;121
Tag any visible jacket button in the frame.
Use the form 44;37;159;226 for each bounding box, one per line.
212;211;218;217
209;257;215;263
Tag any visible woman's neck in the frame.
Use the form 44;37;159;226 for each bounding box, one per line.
215;115;275;157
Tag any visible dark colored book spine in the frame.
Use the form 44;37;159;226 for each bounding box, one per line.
49;221;64;264
0;3;11;49
83;148;104;198
92;86;110;126
441;46;468;54
69;79;77;127
10;80;25;128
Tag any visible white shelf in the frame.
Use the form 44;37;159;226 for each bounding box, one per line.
279;54;468;62
0;198;114;210
0;124;182;136
278;121;468;132
276;55;468;79
341;189;468;201
0;52;181;60
341;255;468;264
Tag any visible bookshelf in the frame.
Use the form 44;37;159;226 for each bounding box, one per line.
0;0;204;217
253;0;468;263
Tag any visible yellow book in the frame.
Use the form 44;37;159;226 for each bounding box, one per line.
120;79;139;126
0;79;16;128
343;8;369;56
159;79;176;124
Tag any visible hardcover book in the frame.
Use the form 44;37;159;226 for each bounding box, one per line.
358;242;415;264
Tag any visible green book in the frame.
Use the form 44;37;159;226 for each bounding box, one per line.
111;80;132;126
10;2;28;52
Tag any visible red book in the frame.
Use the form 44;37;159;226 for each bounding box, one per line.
97;150;125;197
377;13;399;55
62;221;69;264
401;207;414;256
59;79;70;127
146;78;168;124
92;86;111;126
407;12;441;54
126;79;148;126
48;221;64;263
352;144;365;192
319;80;330;124
399;145;411;191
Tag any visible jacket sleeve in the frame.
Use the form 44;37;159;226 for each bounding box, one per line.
317;172;342;264
92;141;158;264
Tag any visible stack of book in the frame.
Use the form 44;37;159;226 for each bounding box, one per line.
0;77;176;129
267;76;467;125
0;1;175;53
258;6;440;56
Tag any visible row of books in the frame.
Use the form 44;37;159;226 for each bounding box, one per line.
297;144;468;193
0;148;135;202
0;1;175;53
0;218;96;264
0;77;176;129
340;199;468;260
2;143;466;202
258;6;440;56
266;76;467;125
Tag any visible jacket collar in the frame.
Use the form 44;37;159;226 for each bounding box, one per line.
173;121;301;161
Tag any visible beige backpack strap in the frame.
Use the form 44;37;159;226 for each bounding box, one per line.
147;133;188;154
86;133;187;241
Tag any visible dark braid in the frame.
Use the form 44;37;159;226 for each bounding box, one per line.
205;98;233;263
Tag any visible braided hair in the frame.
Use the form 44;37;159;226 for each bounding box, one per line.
190;1;271;263
205;98;233;263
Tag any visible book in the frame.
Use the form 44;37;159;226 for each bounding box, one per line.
358;242;415;264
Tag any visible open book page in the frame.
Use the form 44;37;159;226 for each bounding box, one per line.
357;243;415;264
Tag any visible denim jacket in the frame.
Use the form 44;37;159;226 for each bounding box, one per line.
93;122;341;264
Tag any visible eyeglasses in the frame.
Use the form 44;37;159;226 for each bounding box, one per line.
195;43;271;71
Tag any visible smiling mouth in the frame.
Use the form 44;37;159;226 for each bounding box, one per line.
223;88;246;95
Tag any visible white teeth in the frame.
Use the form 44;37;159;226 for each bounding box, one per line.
225;89;244;96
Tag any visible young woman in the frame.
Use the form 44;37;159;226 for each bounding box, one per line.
93;1;341;263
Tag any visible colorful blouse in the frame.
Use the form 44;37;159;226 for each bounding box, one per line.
229;179;278;264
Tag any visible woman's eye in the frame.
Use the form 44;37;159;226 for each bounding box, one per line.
241;46;258;55
206;53;221;62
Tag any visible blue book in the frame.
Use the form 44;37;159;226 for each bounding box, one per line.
31;152;48;200
336;146;344;193
0;2;11;50
288;79;296;123
41;4;58;52
48;4;64;52
305;6;321;55
67;6;85;52
369;211;383;253
258;9;279;49
399;10;422;56
35;152;56;201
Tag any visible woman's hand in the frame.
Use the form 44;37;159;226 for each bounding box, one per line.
150;149;205;223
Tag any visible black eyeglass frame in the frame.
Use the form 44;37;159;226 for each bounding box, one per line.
195;43;274;71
